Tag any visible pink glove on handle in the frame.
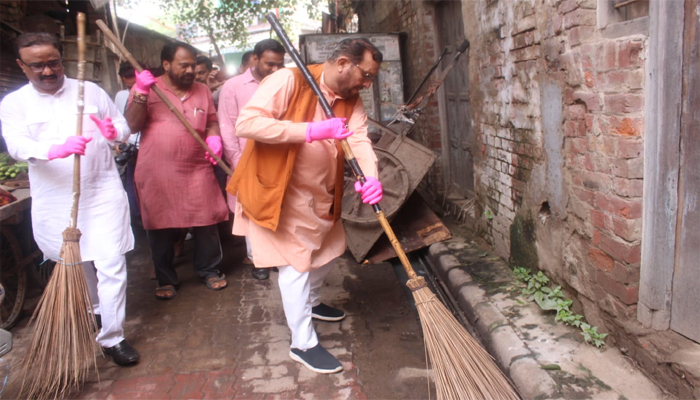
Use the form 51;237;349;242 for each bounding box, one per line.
48;136;93;160
134;70;156;95
354;176;383;205
306;118;353;143
204;135;223;165
90;115;117;141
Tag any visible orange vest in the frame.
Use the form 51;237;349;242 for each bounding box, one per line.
226;64;358;232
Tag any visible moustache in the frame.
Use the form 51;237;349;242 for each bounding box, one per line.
181;73;194;80
40;74;58;81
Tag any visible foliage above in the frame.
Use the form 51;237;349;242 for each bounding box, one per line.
119;0;325;49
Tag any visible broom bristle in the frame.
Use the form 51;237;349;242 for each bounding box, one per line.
18;228;99;399
411;284;521;400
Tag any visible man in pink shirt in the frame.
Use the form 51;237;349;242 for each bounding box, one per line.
218;39;286;280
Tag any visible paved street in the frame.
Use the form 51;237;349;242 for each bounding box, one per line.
4;226;435;399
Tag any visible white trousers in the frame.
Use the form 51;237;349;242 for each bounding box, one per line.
83;254;127;348
245;236;253;261
277;260;335;350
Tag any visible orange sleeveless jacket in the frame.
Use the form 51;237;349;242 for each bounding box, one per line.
226;64;358;231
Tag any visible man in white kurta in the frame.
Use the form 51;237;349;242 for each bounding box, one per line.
0;32;138;365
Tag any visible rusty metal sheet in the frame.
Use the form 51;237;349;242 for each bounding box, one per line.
342;122;437;262
364;192;451;264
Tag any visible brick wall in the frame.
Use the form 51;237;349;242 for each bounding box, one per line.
356;0;647;324
355;0;445;193
463;0;646;324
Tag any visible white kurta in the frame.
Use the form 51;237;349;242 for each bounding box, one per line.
0;78;134;261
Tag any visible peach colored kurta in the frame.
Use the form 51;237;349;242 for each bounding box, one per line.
233;68;377;272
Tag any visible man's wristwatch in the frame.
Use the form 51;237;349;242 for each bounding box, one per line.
132;92;148;104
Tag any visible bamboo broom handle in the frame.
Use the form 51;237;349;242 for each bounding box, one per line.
265;13;419;281
95;20;233;176
70;12;86;229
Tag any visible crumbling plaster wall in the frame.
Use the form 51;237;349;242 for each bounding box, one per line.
462;0;647;326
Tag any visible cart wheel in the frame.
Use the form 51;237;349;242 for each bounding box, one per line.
342;149;410;224
28;258;55;289
0;226;27;330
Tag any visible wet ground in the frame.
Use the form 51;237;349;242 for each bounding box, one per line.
3;226;435;399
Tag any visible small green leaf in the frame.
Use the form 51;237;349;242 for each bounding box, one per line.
541;364;562;370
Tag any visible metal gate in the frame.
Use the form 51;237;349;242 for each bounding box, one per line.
436;0;474;196
670;0;700;343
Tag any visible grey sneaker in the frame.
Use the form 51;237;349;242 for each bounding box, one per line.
289;344;343;374
311;303;346;322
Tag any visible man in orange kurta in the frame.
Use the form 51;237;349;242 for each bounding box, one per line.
228;38;384;374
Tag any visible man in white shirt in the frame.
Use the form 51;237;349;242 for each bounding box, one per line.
0;32;139;366
114;62;141;224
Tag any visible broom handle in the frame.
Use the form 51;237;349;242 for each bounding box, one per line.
70;12;86;229
95;20;233;176
266;13;418;280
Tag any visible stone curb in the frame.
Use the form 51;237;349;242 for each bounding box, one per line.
427;242;559;400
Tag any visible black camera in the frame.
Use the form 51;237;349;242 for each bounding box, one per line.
114;143;138;166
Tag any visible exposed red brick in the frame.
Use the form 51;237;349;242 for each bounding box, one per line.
589;247;615;272
612;177;643;198
597;270;639;305
610;116;642;136
604;94;644;113
568;25;594;47
559;0;579;14
618;40;644;68
567;137;588;154
563;8;596;29
613;261;641;285
593;229;602;245
595;192;642;219
590;209;609;230
584;71;595;88
573;91;601;111
582;171;612;192
566;103;588;120
610;157;644;179
612;216;642;242
615;138;643;158
565;120;587;137
573;187;595;204
599;233;641;263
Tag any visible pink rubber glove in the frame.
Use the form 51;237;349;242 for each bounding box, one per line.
305;118;353;143
48;136;93;160
204;135;222;165
354;176;383;205
134;70;156;95
89;115;117;141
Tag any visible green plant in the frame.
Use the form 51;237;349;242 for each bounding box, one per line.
580;323;608;348
511;267;607;348
512;267;531;283
484;209;493;220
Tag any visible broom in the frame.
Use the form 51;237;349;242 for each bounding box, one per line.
18;12;100;399
265;13;520;400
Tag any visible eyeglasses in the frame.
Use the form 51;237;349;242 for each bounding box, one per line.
19;59;63;73
351;62;375;82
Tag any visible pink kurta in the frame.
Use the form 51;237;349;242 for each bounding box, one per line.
134;77;228;230
217;67;259;211
233;68;378;272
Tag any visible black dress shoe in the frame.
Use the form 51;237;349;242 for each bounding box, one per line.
252;268;270;280
103;339;140;366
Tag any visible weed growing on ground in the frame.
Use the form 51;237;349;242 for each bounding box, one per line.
511;267;608;348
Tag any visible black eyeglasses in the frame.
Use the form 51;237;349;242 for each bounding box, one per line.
19;59;63;73
351;62;375;82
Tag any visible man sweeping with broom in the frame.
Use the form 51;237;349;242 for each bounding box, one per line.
227;38;383;374
0;32;140;367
